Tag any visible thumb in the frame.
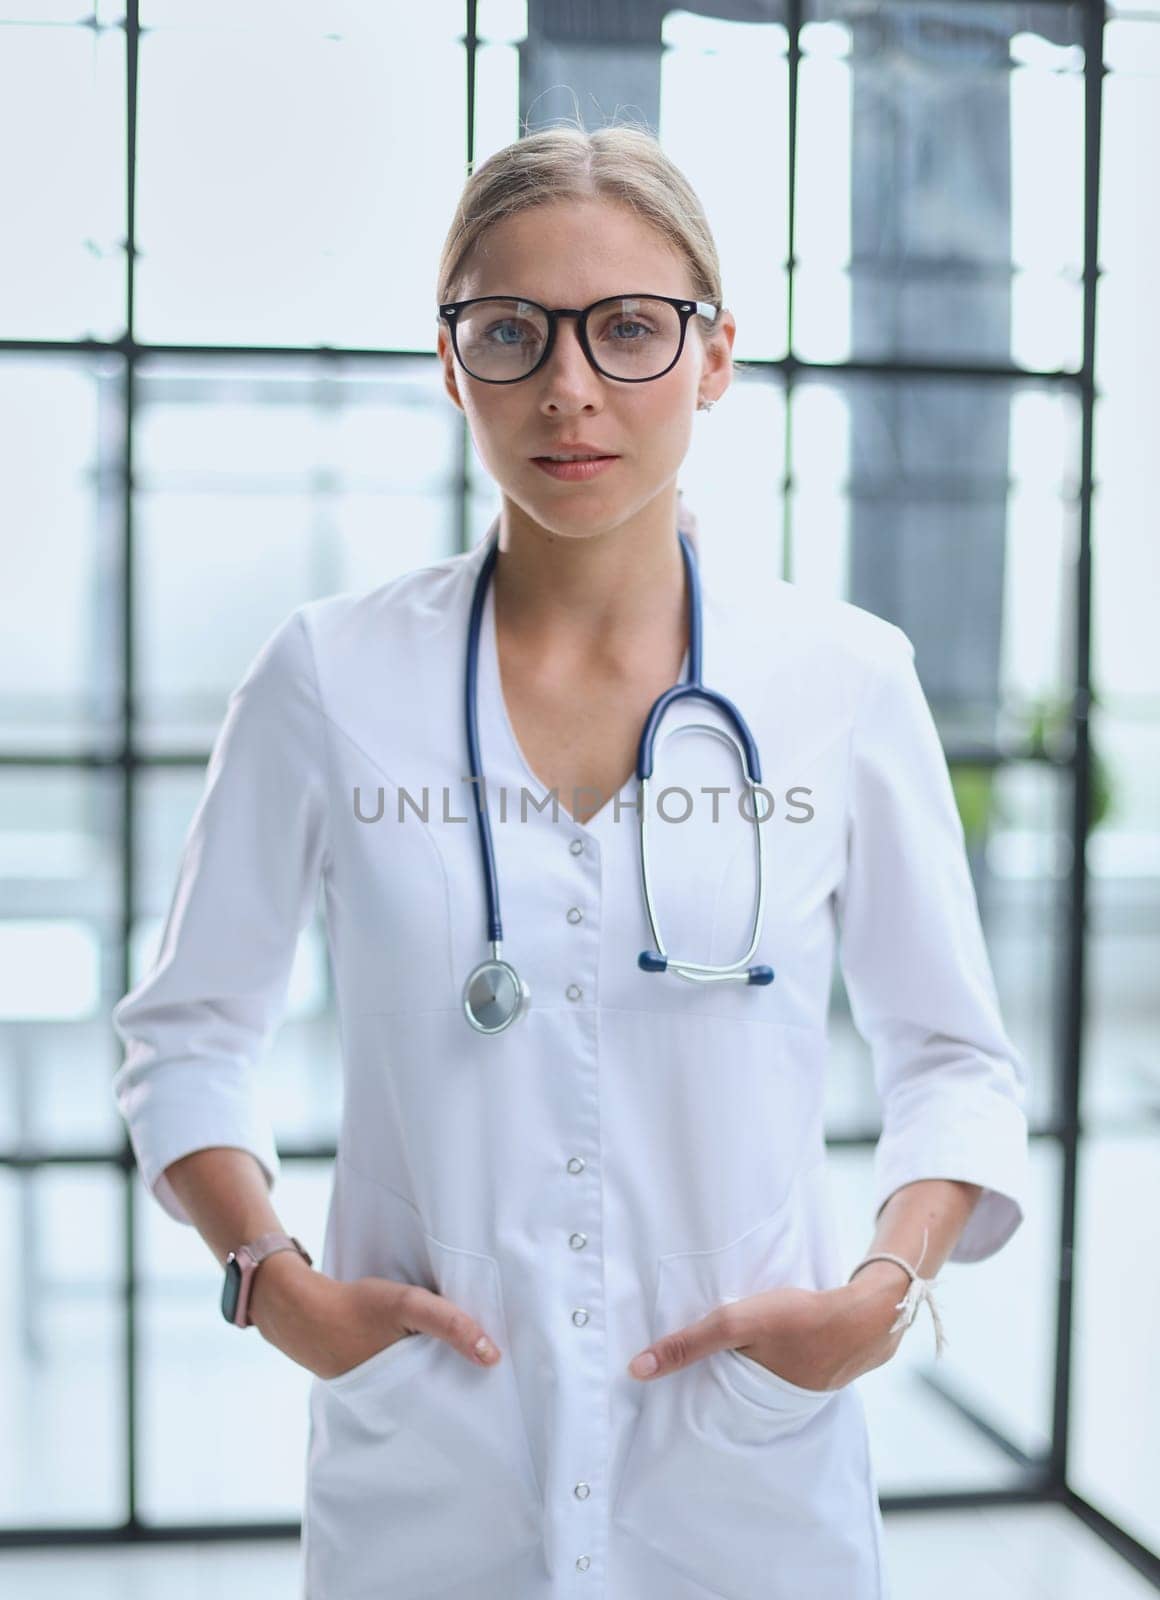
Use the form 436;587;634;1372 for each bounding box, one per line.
397;1284;502;1367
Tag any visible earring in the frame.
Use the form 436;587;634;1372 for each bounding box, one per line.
698;398;715;412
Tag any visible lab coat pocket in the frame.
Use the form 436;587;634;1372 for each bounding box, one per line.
610;1176;883;1600
304;1233;542;1598
721;1344;837;1409
316;1325;436;1401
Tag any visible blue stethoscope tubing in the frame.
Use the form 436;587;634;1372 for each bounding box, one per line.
462;525;774;1034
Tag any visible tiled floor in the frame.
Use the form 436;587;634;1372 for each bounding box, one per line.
883;1504;1158;1598
0;1504;1156;1598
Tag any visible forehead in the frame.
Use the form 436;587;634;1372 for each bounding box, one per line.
458;198;690;301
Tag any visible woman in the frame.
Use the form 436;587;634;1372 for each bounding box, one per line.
111;122;1030;1600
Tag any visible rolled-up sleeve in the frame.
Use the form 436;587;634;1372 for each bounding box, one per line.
834;623;1030;1264
111;606;330;1226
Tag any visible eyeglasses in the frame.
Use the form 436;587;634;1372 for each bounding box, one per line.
437;293;720;385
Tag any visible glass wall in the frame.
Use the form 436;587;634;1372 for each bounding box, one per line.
0;0;1152;1571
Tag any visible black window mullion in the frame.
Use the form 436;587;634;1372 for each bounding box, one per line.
119;0;143;1537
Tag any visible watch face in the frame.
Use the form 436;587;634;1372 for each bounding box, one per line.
221;1255;243;1324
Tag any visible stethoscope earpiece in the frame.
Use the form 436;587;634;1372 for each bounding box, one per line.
641;952;775;984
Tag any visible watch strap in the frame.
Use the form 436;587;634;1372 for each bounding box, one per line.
226;1230;313;1328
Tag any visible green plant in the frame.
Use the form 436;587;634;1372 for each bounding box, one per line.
947;689;1114;848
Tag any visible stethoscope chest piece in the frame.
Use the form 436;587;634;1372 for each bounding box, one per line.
463;956;531;1034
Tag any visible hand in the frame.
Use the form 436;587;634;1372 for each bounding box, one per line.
248;1254;504;1380
627;1272;909;1389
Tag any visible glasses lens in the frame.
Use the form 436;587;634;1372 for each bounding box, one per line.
585;296;682;380
452;296;683;381
455;299;549;381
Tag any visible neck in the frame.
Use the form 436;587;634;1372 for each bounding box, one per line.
490;489;694;667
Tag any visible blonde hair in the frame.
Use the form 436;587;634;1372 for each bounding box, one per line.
436;114;733;363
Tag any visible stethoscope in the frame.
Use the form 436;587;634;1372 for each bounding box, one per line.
462;525;775;1033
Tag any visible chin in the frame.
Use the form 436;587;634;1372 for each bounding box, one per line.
516;496;627;539
546;512;632;541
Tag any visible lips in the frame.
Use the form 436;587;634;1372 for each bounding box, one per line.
532;456;620;481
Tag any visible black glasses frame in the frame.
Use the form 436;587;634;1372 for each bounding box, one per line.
437;292;721;384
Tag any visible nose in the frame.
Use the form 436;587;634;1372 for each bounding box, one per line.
539;314;604;401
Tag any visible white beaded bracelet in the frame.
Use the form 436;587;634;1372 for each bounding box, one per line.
846;1223;948;1358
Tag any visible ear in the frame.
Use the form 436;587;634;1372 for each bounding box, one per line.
700;308;736;408
437;324;465;414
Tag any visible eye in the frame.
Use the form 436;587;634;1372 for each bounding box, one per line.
484;319;538;346
598;317;657;343
613;319;654;340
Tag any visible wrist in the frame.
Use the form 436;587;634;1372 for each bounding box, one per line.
248;1246;320;1336
835;1261;913;1359
847;1256;912;1301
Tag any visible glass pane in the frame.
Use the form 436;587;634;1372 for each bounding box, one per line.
971;761;1067;1136
661;8;790;363
1071;1133;1160;1555
0;3;125;17
0;17;126;339
132;769;341;1151
1093;15;1160;704
796;0;1086;369
827;1138;1058;1493
137;1156;333;1521
0;1165;126;1527
789;373;1078;719
0;354;124;755
1082;713;1160;1124
473;0;525;165
131;354;459;753
0;768;124;1153
134;3;467;347
472;5;791;361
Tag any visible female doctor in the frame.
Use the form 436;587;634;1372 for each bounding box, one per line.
111;122;1031;1600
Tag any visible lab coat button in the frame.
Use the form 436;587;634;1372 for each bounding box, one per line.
566;906;583;923
566;1156;585;1174
569;838;584;855
566;983;582;1001
575;1555;591;1572
574;1482;591;1500
572;1308;589;1326
569;1231;588;1250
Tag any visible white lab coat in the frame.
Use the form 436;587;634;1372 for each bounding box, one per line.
111;520;1030;1600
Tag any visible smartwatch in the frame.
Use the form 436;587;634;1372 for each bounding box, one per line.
221;1230;313;1328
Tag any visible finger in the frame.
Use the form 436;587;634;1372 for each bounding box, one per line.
396;1283;502;1366
628;1304;735;1380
